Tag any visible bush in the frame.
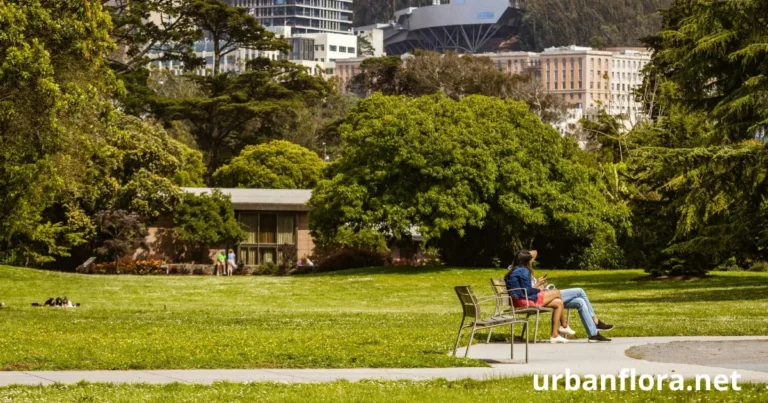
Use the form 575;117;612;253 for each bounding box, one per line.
316;248;388;273
422;247;443;266
79;259;165;275
749;261;768;272
233;265;252;275
278;244;297;273
254;262;279;276
646;255;712;277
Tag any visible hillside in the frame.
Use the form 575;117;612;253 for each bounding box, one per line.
352;0;673;51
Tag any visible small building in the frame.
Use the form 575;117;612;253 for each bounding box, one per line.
144;187;424;266
145;188;314;266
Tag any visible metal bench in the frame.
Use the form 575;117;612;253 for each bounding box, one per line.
453;285;529;362
488;278;562;343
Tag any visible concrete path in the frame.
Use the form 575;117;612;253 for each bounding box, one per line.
1;336;767;386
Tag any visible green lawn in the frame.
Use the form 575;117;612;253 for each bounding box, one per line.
0;265;767;370
2;378;767;402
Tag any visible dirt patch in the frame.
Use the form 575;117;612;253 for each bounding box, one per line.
626;340;768;366
1;362;40;371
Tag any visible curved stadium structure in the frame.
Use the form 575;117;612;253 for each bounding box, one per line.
382;0;526;55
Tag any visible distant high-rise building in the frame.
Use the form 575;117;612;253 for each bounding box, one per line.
227;0;353;35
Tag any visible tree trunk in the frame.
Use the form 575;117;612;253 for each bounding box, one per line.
213;34;221;76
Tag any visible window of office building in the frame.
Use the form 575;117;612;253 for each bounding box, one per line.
339;46;347;52
237;213;296;266
329;45;337;51
348;47;355;54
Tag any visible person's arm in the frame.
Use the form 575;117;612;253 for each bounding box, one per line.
513;270;540;299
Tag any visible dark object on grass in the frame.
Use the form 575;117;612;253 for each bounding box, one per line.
33;297;80;307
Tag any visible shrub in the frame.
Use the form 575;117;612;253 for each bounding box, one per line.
647;256;712;277
79;259;165;275
278;244;297;273
316;248;388;273
422;247;443;266
749;261;768;272
233;265;252;275
257;262;279;275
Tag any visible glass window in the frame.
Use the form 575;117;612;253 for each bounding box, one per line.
277;215;295;244
329;45;337;51
259;214;277;244
348;47;355;54
339;46;347;52
239;213;258;244
260;248;277;264
239;246;258;265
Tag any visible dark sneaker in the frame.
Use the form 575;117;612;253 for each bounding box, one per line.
596;320;614;331
588;332;612;342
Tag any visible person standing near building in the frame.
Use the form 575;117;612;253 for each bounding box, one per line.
226;249;237;276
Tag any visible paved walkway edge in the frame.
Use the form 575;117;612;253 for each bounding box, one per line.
1;336;767;386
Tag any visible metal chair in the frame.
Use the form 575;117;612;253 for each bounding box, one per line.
488;278;562;343
453;285;529;362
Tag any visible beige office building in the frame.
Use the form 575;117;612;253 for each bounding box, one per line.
610;49;651;123
539;46;613;112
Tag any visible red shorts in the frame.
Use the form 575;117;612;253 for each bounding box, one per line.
512;292;545;308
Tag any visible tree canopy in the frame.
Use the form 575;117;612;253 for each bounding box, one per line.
213;140;325;189
350;51;568;123
310;94;629;268
0;0;115;265
155;59;334;175
618;0;768;274
173;190;246;259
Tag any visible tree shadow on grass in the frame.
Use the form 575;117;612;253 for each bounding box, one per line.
551;272;768;294
596;285;768;304
313;266;472;277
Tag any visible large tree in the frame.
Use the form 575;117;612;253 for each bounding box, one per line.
310;94;629;268
645;0;768;142
187;0;288;75
155;59;333;174
621;0;768;274
213;140;325;189
173;190;246;261
0;0;115;266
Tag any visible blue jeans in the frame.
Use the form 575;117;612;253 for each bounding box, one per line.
560;288;598;337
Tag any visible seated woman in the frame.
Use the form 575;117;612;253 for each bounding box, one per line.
504;250;613;343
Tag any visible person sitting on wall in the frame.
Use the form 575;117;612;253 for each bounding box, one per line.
504;249;613;343
214;250;226;276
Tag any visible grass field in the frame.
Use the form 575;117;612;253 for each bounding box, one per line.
1;265;767;370
2;378;767;402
